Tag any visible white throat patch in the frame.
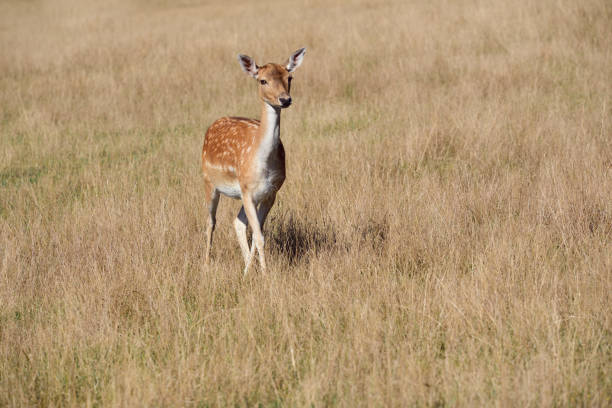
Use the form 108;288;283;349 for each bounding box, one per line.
257;103;281;162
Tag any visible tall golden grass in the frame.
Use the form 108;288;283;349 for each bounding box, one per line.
1;0;610;406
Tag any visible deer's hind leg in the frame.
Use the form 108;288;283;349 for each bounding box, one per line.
204;182;220;265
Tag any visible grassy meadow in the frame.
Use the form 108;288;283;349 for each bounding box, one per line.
1;0;611;406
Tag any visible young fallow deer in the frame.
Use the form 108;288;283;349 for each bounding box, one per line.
201;47;306;274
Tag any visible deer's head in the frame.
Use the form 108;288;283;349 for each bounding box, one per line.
238;47;306;109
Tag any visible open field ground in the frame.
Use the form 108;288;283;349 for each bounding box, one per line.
1;0;611;406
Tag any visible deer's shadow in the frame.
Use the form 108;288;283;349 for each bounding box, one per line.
267;214;337;265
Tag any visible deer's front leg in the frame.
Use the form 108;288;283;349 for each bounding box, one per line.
242;193;266;275
244;194;277;270
233;206;250;265
257;194;276;227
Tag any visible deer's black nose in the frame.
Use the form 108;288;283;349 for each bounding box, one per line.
279;97;292;107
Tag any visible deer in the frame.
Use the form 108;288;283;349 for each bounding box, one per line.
201;47;306;274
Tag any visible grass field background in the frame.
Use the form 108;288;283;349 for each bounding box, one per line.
1;0;611;406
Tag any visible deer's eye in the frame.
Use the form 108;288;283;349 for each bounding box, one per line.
259;79;267;85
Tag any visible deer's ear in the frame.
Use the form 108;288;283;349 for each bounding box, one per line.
238;54;258;78
285;47;306;73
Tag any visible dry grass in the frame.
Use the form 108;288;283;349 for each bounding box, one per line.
1;0;611;406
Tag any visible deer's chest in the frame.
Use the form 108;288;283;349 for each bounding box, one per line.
250;145;286;202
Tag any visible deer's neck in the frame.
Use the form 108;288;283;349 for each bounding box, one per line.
256;103;281;161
